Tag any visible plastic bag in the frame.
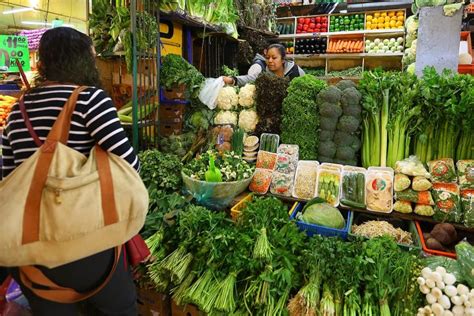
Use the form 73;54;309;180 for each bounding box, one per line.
198;77;225;110
396;189;434;205
394;174;411;192
393;200;413;214
432;183;462;223
457;160;474;190
455;241;474;288
395;156;430;178
461;190;474;227
428;158;457;183
412;176;432;191
423;256;464;283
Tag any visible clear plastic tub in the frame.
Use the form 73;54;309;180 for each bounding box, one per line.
340;166;367;209
366;167;394;213
277;144;299;159
292;161;319;200
316;168;342;207
256;151;278;170
275;153;297;174
249;168;273;195
270;171;295;197
320;163;343;172
259;133;280;153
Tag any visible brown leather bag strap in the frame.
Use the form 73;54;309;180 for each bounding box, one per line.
18;247;122;303
47;86;88;144
18;95;43;147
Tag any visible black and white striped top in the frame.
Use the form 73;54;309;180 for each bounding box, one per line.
1;85;139;179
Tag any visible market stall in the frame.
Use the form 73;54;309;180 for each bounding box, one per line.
0;0;473;315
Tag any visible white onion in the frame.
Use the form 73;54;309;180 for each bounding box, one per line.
436;266;447;276
452;305;465;315
420;284;431;294
418;277;426;286
432;272;443;284
443;273;456;286
445;285;458;298
458;284;470;296
427;293;437;304
439;295;451;310
442;311;453;316
437;282;446;290
422;267;433;279
432;288;443;299
432;303;444;316
452;295;463;306
426;279;436;289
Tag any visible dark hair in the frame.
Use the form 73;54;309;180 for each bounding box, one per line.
266;43;286;59
36;27;101;87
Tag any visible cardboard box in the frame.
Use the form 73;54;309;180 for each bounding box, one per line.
136;287;171;316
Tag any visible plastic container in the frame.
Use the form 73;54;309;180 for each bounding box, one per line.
230;193;253;221
289;202;352;239
340;166;366;209
348;213;421;251
365;167;394;213
256;151;278;170
277;144;299;159
259;133;280;153
249;168;273;195
275;153;297;174
270;171;295;197
292;161;319;200
316;168;342;207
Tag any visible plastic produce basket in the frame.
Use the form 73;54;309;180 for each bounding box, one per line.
348;213;421;251
289;202;352;239
415;221;458;259
230;193;253;221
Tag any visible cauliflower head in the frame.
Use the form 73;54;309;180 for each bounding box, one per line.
217;86;238;110
214;111;238;126
405;15;419;35
238;84;256;108
238;109;259;132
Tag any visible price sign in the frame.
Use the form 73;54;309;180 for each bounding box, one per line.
0;35;30;73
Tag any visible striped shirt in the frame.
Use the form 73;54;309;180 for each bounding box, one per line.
1;85;139;179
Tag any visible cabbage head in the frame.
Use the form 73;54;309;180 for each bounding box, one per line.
301;200;345;229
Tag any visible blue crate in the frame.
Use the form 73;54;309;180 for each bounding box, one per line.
289;202;352;240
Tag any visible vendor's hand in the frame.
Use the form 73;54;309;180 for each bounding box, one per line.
223;76;234;85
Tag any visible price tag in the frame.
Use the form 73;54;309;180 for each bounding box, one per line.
0;35;31;73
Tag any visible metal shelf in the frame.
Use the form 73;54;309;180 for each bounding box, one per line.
279;28;405;39
288;52;404;59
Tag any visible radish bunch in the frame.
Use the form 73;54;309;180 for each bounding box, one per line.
417;266;474;316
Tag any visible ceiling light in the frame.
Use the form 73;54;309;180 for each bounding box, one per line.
3;7;35;15
22;21;73;27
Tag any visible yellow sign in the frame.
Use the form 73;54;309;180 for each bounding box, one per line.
160;20;183;56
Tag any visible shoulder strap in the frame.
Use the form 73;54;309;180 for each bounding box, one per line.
254;59;266;71
19;95;43;147
18;246;122;303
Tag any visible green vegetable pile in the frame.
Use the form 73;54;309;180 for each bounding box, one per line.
254;73;290;135
138;150;184;239
317;80;362;165
360;67;474;167
299;198;346;229
160;54;205;99
142;195;423;315
182;150;254;182
281;75;326;160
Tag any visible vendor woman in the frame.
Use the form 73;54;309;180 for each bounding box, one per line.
223;43;305;86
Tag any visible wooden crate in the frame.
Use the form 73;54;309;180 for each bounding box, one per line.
136;287;171;316
159;104;185;121
159;121;183;137
170;300;203;316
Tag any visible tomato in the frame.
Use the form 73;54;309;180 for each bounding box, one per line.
437;200;454;211
316;23;322;29
309;23;316;28
304;18;311;24
298;18;305;23
303;25;309;31
315;16;321;23
322;23;328;28
321;16;327;23
310;18;316;23
296;30;302;33
297;24;302;30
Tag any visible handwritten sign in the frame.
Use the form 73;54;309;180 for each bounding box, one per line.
0;35;30;72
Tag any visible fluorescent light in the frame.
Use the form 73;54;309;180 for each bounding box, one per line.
3;7;35;15
22;21;74;27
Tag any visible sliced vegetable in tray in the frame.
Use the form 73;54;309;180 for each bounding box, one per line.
316;169;341;207
340;167;366;209
293;161;319;200
249;168;273;195
270;171;294;197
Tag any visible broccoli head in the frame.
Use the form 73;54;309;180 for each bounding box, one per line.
320;130;335;142
317;86;342;104
337;115;360;133
320;117;338;131
336;80;356;91
318;141;337;158
335;159;358;166
320;102;343;119
350;135;362;152
340;87;362;116
336;146;356;161
333;131;361;151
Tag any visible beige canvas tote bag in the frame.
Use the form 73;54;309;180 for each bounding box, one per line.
0;86;149;268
